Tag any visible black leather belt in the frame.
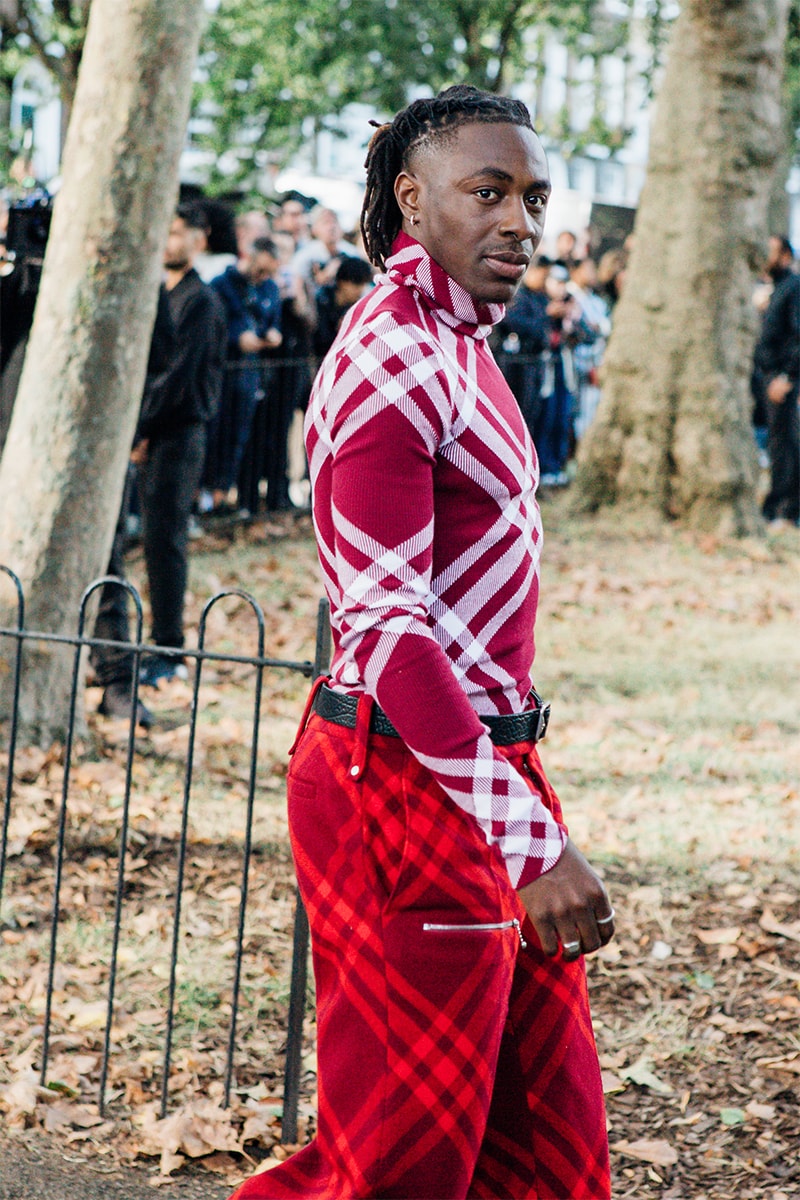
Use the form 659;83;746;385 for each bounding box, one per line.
313;684;550;746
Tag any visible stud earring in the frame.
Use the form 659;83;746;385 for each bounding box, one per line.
409;214;418;226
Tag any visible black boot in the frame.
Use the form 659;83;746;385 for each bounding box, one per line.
98;680;154;729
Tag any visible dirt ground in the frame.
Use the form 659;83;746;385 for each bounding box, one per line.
0;1128;230;1199
1;500;799;1198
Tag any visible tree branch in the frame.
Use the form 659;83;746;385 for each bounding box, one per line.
491;0;529;90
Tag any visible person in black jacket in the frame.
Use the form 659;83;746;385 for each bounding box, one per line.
754;235;800;526
313;256;374;358
89;287;177;724
497;254;551;441
136;205;226;686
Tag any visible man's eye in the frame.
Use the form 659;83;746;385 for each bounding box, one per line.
526;194;548;211
476;188;498;200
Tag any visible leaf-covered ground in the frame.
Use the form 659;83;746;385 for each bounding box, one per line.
1;503;799;1198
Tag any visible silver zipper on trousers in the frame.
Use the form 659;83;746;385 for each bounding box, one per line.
422;918;527;949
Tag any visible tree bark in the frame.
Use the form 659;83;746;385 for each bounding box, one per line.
0;0;205;743
573;0;790;535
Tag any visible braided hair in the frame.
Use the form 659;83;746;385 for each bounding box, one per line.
361;85;535;270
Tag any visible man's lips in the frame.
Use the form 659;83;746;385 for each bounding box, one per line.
483;252;530;281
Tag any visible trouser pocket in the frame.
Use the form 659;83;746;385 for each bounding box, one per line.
423;918;527;948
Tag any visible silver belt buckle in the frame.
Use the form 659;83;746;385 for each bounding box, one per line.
534;703;550;741
528;687;550;741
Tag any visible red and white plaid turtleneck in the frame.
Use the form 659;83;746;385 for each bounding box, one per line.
304;233;567;887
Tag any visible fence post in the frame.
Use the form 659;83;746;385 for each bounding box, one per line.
281;598;330;1144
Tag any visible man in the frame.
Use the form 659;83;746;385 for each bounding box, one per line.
290;204;361;286
753;234;800;527
208;237;283;512
272;191;311;249
498;253;553;445
567;256;610;443
136;205;226;686
554;227;579;271
312;254;374;357
230;87;614;1200
234;209;271;256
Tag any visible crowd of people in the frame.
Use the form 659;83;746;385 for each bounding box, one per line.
495;246;617;486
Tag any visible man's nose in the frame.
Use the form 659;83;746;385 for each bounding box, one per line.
499;195;538;242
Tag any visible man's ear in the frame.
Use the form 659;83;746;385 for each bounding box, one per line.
394;171;420;225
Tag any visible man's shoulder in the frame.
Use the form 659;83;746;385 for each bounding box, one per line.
209;265;243;299
173;270;226;335
209;262;237;285
771;269;800;300
336;280;441;357
174;268;218;305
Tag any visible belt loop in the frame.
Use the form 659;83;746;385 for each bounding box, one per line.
289;675;328;756
348;692;374;781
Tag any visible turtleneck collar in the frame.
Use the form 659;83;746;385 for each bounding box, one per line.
382;232;505;340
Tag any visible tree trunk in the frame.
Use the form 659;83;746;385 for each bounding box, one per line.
0;0;205;744
573;0;790;535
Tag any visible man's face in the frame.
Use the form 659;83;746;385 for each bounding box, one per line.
572;258;597;289
164;218;198;271
278;202;308;239
313;209;341;250
766;236;791;276
397;122;550;305
523;262;550;292
247;250;278;284
336;279;370;307
556;230;576;259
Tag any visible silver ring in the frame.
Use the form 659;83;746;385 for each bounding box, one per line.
562;940;581;955
596;909;615;926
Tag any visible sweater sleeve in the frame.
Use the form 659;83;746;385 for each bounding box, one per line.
323;324;567;887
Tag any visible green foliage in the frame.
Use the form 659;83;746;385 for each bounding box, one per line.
194;0;605;191
0;0;89;96
787;0;800;134
8;0;800;200
0;0;90;170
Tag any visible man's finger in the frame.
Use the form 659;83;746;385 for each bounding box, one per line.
595;907;616;944
560;937;583;963
534;920;561;958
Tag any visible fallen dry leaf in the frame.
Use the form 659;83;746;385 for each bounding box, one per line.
621;1056;674;1096
760;908;800;944
745;1100;776;1121
601;1070;626;1095
695;926;741;945
611;1138;679;1167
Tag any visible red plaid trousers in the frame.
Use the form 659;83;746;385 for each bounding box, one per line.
229;710;610;1200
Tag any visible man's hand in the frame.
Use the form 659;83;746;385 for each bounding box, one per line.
313;257;341;287
767;374;792;404
263;328;283;349
239;330;265;354
130;438;149;465
518;839;615;962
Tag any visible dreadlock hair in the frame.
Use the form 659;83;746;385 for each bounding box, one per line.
361;85;535;271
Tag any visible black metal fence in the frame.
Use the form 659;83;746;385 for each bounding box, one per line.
0;565;329;1143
